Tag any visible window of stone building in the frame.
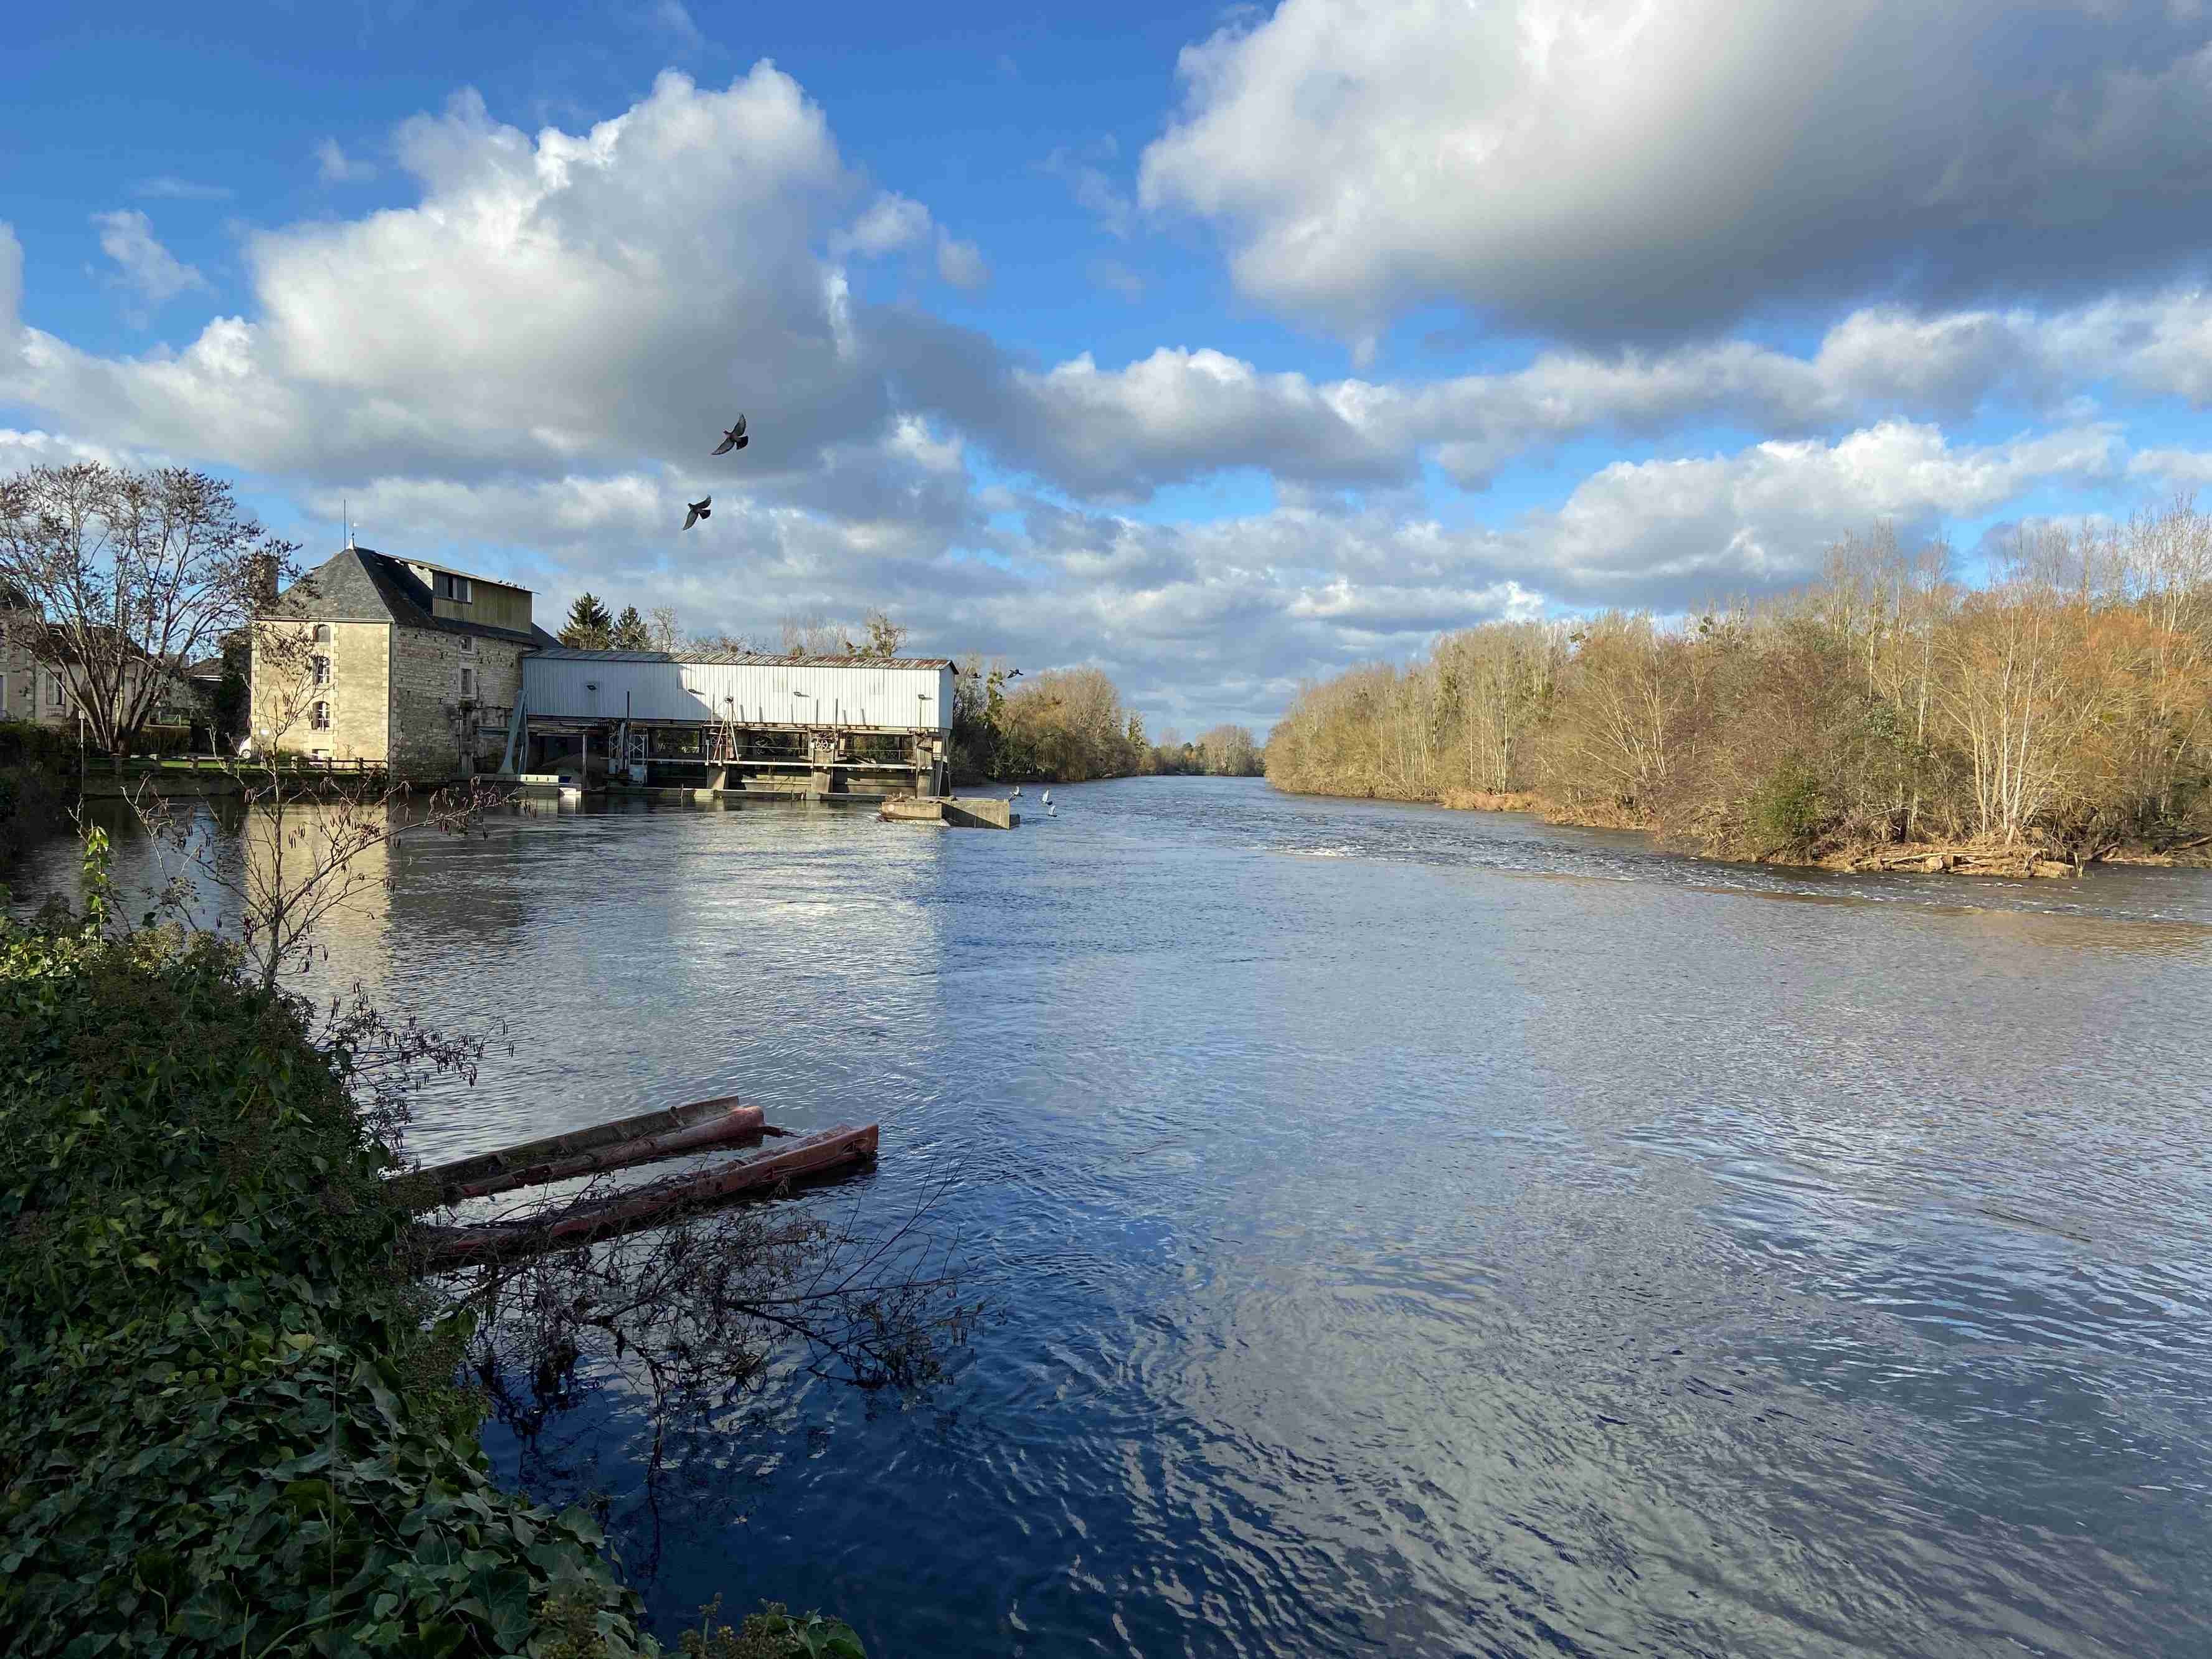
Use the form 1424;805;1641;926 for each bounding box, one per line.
460;665;476;699
458;633;476;654
311;701;332;730
47;674;64;708
313;654;332;684
439;573;473;603
313;624;333;643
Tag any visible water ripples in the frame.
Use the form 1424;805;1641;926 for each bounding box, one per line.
12;782;2212;1655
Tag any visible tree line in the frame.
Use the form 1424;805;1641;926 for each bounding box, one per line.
555;594;917;660
1148;724;1265;777
1267;503;2212;866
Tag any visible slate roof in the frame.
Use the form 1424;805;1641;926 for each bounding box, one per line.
270;547;555;648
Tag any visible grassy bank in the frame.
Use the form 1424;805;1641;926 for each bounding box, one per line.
0;883;868;1657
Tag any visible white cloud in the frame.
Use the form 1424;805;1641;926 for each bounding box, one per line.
314;138;378;184
838;191;932;257
0;427;145;471
882;285;2212;501
90;209;209;323
2130;447;2212;486
935;231;990;291
1139;0;2212;344
1522;422;2122;600
1003;346;1400;497
7;70;867;480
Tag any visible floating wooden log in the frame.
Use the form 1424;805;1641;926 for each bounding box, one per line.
415;1123;880;1271
392;1095;766;1209
1833;843;2077;879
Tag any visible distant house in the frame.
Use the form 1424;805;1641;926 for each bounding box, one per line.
0;612;64;727
252;547;555;777
0;597;207;739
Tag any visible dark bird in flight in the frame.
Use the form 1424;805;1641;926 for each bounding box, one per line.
1006;668;1023;679
712;415;749;455
683;497;712;529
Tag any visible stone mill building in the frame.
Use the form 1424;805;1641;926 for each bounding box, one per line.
252;546;555;778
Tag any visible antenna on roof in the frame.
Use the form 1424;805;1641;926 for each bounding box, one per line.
344;499;356;552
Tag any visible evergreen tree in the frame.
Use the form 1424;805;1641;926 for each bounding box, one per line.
610;605;652;650
560;593;613;649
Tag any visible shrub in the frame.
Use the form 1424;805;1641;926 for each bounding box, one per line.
0;716;76;772
1746;759;1830;856
0;717;73;866
0;915;647;1657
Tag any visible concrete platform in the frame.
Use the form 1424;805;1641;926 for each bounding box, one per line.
881;796;1019;829
944;796;1019;830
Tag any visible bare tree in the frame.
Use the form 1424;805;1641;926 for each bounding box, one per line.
0;464;299;758
686;630;763;658
646;605;684;655
778;612;843;656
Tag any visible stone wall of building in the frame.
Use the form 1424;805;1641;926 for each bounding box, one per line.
252;621;389;760
388;627;462;778
466;636;527;770
385;627;528;778
1;618;46;724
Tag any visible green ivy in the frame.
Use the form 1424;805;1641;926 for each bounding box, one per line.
0;920;647;1658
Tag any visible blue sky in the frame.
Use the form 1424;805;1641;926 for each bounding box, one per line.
7;0;2212;737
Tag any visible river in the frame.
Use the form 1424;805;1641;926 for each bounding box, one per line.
12;777;2212;1657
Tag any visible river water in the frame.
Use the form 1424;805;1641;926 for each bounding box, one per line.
13;778;2212;1657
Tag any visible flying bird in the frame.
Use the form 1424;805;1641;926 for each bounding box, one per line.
683;498;712;530
712;415;749;455
1006;668;1023;679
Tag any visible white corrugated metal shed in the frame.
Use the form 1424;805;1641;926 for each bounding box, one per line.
522;648;953;734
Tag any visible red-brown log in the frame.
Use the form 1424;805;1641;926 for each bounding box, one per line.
417;1123;879;1270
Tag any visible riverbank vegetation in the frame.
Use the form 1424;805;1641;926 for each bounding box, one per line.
0;719;73;866
1267;504;2212;868
1;814;968;1652
0;885;653;1655
950;660;1151;783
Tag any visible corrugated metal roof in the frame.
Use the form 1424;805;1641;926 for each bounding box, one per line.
529;646;955;668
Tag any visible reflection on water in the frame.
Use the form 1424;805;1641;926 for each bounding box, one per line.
11;781;2212;1657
